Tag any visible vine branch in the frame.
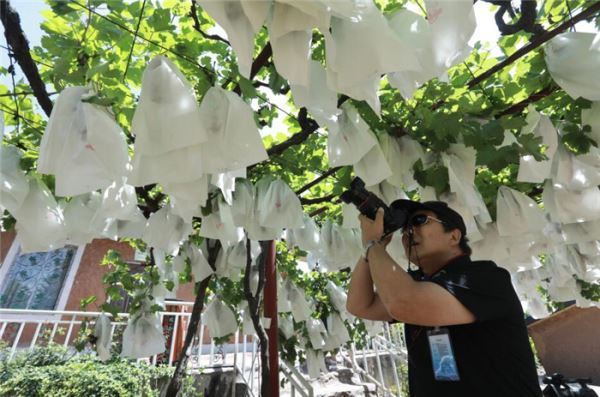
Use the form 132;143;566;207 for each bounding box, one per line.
300;194;336;206
1;0;54;117
189;0;230;45
295;167;342;195
122;0;147;82
244;238;270;397
467;1;600;89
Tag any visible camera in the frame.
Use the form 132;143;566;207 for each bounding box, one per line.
339;177;409;236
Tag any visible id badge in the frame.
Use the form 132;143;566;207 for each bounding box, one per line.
427;327;460;381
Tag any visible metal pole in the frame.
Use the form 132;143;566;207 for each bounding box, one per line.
264;240;279;397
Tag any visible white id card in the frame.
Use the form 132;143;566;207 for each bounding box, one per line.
427;327;460;381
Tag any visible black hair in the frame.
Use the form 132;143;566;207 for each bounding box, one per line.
441;222;472;256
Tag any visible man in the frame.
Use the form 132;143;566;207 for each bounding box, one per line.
346;200;542;397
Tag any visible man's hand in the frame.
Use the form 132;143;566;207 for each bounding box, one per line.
359;208;385;246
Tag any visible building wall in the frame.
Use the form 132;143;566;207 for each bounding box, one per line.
0;230;16;264
1;232;236;351
0;232;196;311
63;238;135;312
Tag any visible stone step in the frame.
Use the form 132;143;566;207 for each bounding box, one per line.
279;368;380;397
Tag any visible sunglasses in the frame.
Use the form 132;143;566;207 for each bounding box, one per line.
402;214;444;234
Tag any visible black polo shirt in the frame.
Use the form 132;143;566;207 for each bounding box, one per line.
404;255;542;397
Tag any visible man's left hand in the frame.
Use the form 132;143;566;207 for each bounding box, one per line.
359;208;385;246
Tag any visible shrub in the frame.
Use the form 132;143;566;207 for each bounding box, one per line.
0;344;183;397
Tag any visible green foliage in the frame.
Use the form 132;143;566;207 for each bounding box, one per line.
413;159;449;197
0;344;191;397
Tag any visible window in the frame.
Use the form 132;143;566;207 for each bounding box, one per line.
0;245;78;310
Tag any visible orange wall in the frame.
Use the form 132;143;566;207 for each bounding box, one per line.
64;238;135;312
0;230;16;264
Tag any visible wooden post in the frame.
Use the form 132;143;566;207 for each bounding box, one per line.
263;240;279;397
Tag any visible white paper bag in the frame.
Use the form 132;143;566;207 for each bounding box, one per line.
131;56;206;156
116;214;147;240
290;60;340;129
94;314;112;362
306;318;327;350
387;9;440;99
424;0;476;71
545;32;600;100
211;168;246;205
0;145;29;214
543;180;600;224
553;145;600;191
442;145;491;225
326;281;347;315
353;141;393;187
129;143;205;186
326;60;381;115
256;178;304;229
559;220;600;245
94;180;142;222
198;86;268;173
198;0;268;79
285;214;321;252
496;186;546;237
231;179;255;228
204;299;238;338
163;175;209;221
398;136;427;189
305;349;327;379
14;178;66;253
246;222;283;241
277;276;292;313
227;239;261;273
288;284;313;322
143;206;191;255
365;180;408;206
121;303;166;359
199;199;245;243
239;301;256;336
327;102;377;167
38;86;129;196
279;313;295;339
186;243;214;282
378;134;407;187
268;2;314;86
63;193;103;245
341;203;360;229
471;223;511;266
325;2;420;92
363;319;384;337
517;113;558;183
318;221;362;271
323;313;350;351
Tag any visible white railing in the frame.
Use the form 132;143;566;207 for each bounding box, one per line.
1;305;407;396
0;302;264;396
337;322;408;397
280;359;315;397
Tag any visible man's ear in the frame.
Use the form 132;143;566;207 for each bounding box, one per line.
450;229;462;246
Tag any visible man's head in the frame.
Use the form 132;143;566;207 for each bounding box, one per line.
391;200;471;271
